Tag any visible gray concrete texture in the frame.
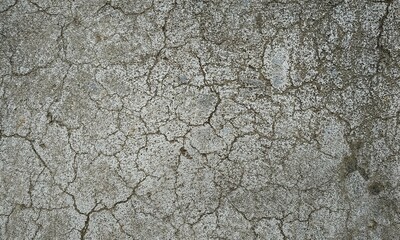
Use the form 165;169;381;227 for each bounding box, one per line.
0;0;399;239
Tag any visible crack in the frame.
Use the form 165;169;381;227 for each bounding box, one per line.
68;175;148;239
95;0;154;16
27;0;59;16
0;0;18;14
376;0;393;74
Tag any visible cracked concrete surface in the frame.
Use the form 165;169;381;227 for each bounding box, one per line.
1;0;399;239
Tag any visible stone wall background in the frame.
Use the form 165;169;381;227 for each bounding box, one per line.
1;0;399;239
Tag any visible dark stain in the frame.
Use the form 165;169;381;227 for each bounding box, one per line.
46;112;53;122
180;147;192;159
343;154;357;174
367;219;377;229
248;64;256;70
180;147;187;155
95;33;102;43
72;16;82;26
352;141;363;151
327;0;343;7
340;141;369;181
255;13;263;30
368;181;384;195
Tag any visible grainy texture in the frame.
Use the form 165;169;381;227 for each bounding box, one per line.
1;0;400;239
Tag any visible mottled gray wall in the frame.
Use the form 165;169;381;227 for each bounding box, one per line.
1;0;399;239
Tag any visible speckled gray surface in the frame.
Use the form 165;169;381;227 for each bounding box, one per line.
1;0;400;239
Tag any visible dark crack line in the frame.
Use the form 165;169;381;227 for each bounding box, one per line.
376;0;393;74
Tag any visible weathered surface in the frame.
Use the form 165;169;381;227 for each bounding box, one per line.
1;0;399;239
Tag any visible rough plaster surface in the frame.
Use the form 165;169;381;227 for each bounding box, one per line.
1;0;400;239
